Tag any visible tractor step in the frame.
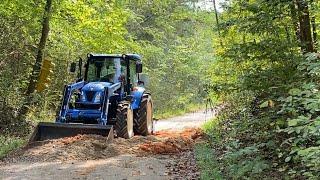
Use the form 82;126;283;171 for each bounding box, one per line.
29;122;113;143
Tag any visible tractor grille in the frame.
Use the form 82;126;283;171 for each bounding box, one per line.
75;103;100;110
85;91;96;102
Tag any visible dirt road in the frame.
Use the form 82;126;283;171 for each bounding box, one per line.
0;111;215;180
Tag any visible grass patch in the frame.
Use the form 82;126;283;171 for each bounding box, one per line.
154;103;204;119
195;118;224;179
0;135;25;159
197;118;274;179
195;143;224;180
202;118;221;142
27;107;57;123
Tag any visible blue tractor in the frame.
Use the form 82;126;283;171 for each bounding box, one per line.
30;54;153;142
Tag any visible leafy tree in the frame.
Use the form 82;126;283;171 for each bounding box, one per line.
202;0;320;178
0;0;215;133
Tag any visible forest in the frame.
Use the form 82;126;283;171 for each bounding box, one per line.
1;0;320;179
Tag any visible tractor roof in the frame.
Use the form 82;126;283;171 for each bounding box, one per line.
88;53;141;61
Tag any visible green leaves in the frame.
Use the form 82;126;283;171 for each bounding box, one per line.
124;0;215;114
288;119;299;127
259;101;269;108
298;53;320;78
276;55;320;177
289;88;301;96
285;156;291;163
201;0;320;179
0;135;25;159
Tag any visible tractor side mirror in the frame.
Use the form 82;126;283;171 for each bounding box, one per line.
70;62;77;73
136;62;142;73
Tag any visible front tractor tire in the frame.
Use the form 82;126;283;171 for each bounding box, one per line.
134;94;153;136
115;102;134;139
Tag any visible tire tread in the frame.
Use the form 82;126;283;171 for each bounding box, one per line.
134;94;152;136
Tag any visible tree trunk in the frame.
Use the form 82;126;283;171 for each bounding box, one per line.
18;0;52;129
296;0;315;53
311;17;317;50
290;1;300;42
213;0;223;47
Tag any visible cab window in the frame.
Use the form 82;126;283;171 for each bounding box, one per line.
130;60;137;86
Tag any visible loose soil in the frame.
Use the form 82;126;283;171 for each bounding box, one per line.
0;111;215;180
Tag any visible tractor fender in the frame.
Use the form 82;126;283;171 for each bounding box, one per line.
130;86;146;110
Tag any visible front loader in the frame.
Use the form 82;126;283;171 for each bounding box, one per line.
29;54;153;142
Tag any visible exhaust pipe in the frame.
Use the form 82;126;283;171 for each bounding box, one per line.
29;122;113;143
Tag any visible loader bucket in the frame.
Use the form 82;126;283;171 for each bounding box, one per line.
29;122;113;143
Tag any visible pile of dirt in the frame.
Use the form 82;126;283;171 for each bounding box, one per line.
139;137;192;154
3;128;203;164
139;128;203;154
154;128;203;139
4;134;158;163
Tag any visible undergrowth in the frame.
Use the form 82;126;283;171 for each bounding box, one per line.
195;142;223;180
196;53;320;179
0;135;25;159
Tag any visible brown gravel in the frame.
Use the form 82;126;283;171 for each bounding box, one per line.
167;150;200;180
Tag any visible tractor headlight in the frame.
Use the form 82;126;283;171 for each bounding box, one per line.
93;92;102;103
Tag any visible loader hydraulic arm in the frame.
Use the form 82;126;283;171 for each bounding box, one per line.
56;81;85;123
100;82;121;125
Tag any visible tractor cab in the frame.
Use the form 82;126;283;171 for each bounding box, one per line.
86;57;122;84
85;54;140;83
65;54;143;125
77;55;137;105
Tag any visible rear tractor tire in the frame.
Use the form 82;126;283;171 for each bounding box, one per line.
134;94;153;136
115;102;134;139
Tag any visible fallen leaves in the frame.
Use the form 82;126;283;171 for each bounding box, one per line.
166;151;200;179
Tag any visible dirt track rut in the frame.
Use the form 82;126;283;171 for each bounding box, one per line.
0;111;215;180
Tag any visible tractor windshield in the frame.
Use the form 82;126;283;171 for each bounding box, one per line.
87;57;127;83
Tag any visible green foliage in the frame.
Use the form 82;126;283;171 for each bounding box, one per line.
0;0;215;134
195;143;223;180
0;0;215;156
0;135;25;159
125;0;215;114
200;91;275;179
277;53;320;178
2;1;319;179
0;0;43;132
203;54;319;179
200;0;320;179
154;103;203;119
